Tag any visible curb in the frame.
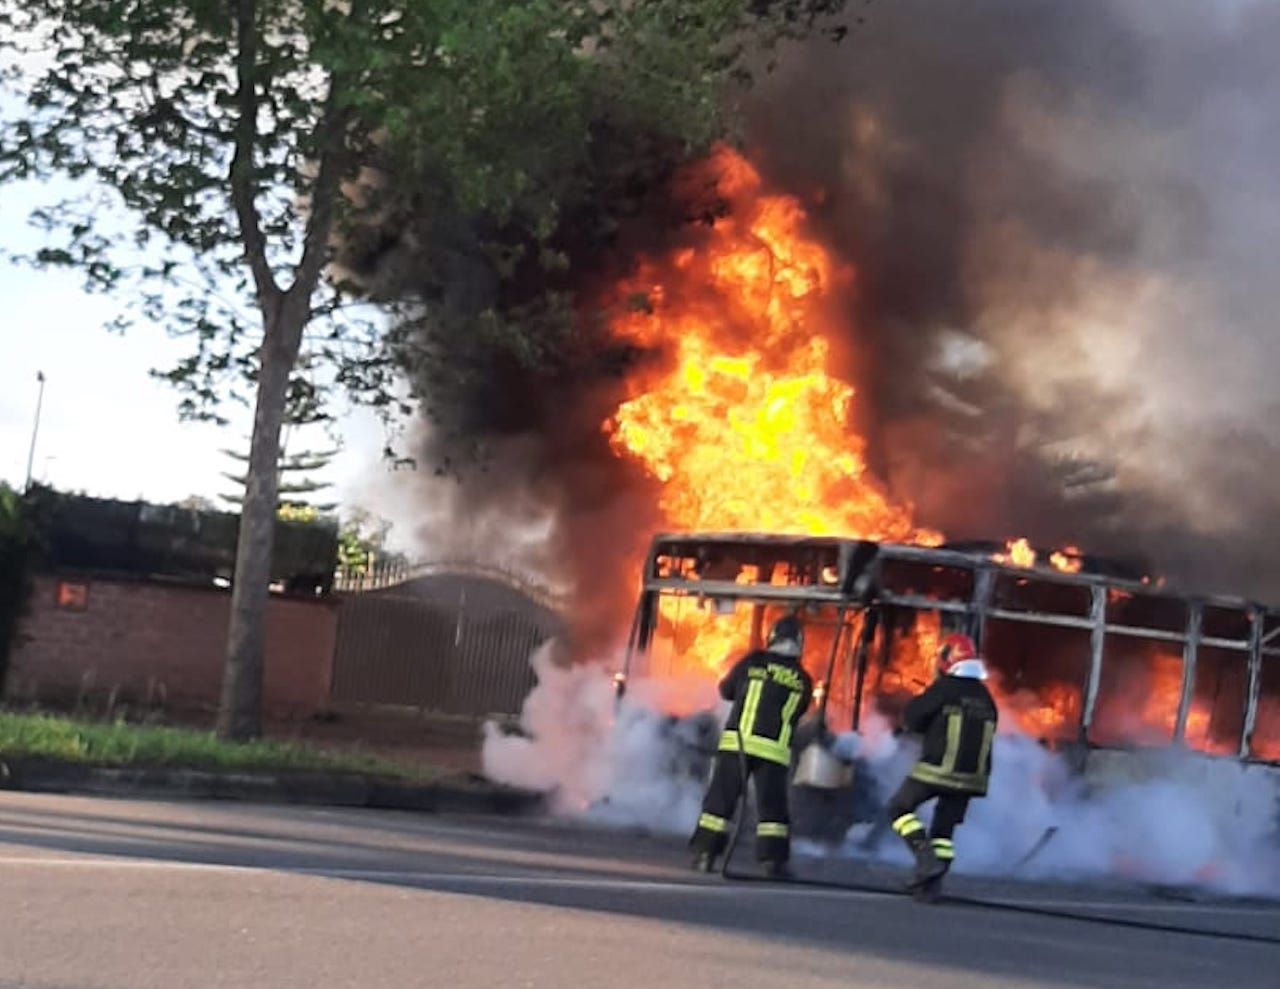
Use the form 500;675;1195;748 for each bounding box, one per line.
0;757;544;816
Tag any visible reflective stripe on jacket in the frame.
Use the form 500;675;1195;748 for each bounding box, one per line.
717;649;814;766
904;674;998;795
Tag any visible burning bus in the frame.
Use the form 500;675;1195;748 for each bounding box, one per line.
469;93;1280;889
478;144;1280;882
619;531;1280;768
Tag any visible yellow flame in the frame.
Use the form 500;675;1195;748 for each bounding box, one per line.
604;148;938;675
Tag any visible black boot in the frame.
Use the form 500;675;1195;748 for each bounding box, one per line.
691;851;718;873
914;838;953;901
903;832;948;889
760;860;792;881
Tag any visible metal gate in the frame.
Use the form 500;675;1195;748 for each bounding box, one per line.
330;573;563;718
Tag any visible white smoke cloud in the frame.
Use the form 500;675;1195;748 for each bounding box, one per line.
485;650;1280;896
482;643;717;832
955;741;1280;896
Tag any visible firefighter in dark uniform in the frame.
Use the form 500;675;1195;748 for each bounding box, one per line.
886;632;997;900
690;616;814;878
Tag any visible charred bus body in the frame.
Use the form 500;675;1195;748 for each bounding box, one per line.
620;533;1280;777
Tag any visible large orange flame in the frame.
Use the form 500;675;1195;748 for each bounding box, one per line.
606;149;934;546
604;148;937;681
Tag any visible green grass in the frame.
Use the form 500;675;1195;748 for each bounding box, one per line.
0;711;441;782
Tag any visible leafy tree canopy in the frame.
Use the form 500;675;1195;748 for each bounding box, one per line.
1;0;848;424
0;0;848;739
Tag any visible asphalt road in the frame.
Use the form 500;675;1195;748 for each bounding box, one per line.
0;792;1274;989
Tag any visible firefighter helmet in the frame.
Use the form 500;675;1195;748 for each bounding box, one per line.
936;633;978;675
767;616;804;658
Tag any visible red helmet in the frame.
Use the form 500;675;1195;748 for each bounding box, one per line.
937;633;978;676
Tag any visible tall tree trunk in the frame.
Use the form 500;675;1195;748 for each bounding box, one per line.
217;303;306;741
222;0;343;737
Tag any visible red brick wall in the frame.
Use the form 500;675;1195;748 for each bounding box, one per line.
7;575;339;719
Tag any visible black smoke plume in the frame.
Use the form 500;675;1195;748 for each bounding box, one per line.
748;0;1280;599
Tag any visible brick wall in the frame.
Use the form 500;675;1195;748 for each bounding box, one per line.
6;575;339;719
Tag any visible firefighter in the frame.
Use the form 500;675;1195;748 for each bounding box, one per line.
885;632;997;901
690;615;814;878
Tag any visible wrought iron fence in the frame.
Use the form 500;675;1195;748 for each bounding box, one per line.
334;558;566;611
330;570;564;718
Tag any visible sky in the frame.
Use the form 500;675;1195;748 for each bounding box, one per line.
0;184;393;514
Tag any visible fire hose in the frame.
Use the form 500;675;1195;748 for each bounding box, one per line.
715;728;1280;946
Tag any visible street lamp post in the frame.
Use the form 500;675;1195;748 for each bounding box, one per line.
24;371;45;492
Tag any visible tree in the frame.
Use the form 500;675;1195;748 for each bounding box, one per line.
0;484;40;687
336;506;397;582
0;0;848;739
222;349;340;511
221;446;339;513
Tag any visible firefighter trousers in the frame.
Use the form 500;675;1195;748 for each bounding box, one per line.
885;777;973;869
690;751;792;864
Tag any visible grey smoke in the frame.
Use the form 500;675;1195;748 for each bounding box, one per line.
747;0;1280;597
341;425;599;611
